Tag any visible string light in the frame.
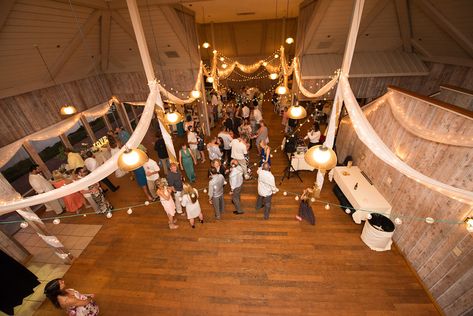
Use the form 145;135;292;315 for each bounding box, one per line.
202;42;210;48
285;37;294;44
127;208;133;215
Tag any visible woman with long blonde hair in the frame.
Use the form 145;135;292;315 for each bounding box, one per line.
156;178;178;229
181;182;204;228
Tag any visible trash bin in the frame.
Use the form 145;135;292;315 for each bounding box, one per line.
361;213;395;251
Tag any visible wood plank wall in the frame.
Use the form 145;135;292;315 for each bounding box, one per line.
0;75;111;147
434;85;473;112
336;87;473;316
300;62;473;101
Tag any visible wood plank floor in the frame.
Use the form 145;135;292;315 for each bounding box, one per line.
34;99;438;315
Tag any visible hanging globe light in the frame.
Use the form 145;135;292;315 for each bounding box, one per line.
164;109;183;125
304;145;337;171
206;76;214;83
269;73;278;80
117;147;148;172
202;42;210;48
274;53;280;58
60;104;77;116
276;85;288;95
212;49;217;54
219;57;225;61
221;63;228;69
287;104;307;119
190;90;202;99
286;37;294;44
262;61;268;67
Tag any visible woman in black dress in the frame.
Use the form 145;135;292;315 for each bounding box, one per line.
296;188;316;225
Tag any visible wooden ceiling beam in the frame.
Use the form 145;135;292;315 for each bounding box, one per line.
160;5;200;65
297;0;331;56
394;0;412;52
357;0;389;36
111;10;164;67
50;0;108;10
100;10;111;72
0;0;17;32
47;10;102;79
410;38;432;57
414;0;473;58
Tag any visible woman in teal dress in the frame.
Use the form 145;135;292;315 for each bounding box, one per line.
179;144;197;182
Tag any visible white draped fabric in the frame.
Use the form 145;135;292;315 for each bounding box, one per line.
0;101;112;169
386;96;473;147
0;80;160;214
293;58;339;98
157;61;204;105
339;74;473;205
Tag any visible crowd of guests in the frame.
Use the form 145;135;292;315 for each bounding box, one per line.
41;88;320;315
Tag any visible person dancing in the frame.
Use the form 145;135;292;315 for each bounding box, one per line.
181;183;204;228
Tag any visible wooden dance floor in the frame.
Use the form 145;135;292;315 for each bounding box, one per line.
35;100;438;315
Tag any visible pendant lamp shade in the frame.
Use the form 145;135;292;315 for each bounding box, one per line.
117;147;148;172
165;110;183;125
276;85;288;95
190;90;202;99
60;105;77;116
304;145;337;171
287;104;307;119
269;73;278;80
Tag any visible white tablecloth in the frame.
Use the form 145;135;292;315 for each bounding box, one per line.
333;166;392;224
361;220;394;251
290;153;315;171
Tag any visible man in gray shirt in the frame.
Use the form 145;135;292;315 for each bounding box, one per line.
208;167;226;219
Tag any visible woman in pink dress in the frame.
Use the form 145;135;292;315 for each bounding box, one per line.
156;178;178;229
44;278;99;316
51;170;84;214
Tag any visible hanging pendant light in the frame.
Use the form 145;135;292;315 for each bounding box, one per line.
206;76;214;83
117;147;148;172
274;53;279;58
164;107;183;125
286;37;294;44
304;145;337;171
262;61;268;67
287;103;307;119
60;105;77;116
219;57;225;61
202;42;210;49
269;73;278;80
190;90;202;99
276;85;288;95
221;63;228;69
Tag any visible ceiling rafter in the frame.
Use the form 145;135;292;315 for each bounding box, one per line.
100;10;112;72
394;0;413;52
410;38;432;57
47;10;102;79
50;0;108;10
357;0;389;36
0;0;17;32
160;4;200;65
110;10;164;68
414;0;473;58
297;0;331;56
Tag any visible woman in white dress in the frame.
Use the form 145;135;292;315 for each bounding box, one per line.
180;183;204;228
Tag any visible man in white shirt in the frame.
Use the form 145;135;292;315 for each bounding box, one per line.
208;167;226;219
187;126;201;160
217;127;233;165
253;107;263;124
84;151;119;192
28;165;64;214
241;104;250;119
229;160;244;215
230;137;248;179
143;156;160;199
256;163;278;220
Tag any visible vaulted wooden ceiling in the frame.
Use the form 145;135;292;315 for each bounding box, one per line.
0;0;472;99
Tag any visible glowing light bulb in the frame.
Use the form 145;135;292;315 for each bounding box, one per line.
269;73;278;80
191;90;202;98
274;53;279;58
276;85;287;95
219;57;224;61
202;42;210;48
222;63;228;69
285;37;294;44
206;76;214;83
325;204;330;210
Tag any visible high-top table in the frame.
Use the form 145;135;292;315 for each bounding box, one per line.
333;166;392;224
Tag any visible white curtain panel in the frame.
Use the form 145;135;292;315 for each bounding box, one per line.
0;80;160;214
339;73;473;205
